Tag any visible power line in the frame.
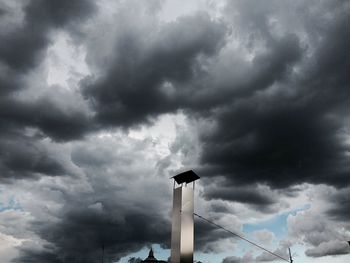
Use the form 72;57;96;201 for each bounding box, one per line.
193;212;291;263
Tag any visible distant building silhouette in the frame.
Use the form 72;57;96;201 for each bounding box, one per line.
141;248;167;263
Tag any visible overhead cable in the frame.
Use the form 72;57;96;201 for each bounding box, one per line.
193;212;291;263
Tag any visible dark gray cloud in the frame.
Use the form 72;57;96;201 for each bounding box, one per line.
0;0;96;144
200;102;347;188
0;135;66;180
222;255;246;263
326;187;350;221
128;257;143;263
0;0;96;180
13;249;61;263
198;0;350;189
1;0;349;184
305;240;350;258
209;202;231;214
0;0;95;73
82;11;227;128
0;92;92;181
21;207;170;263
288;208;350;257
15;196;232;263
10;134;238;263
194;218;233;253
222;251;255;263
11;137;172;262
203;182;276;206
1;0;350;262
0;95;92;141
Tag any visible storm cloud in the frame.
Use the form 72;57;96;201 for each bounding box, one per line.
82;11;228;127
1;0;350;262
198;0;350;189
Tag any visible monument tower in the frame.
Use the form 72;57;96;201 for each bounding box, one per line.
170;170;200;263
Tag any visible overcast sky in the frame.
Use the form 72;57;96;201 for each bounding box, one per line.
0;0;350;262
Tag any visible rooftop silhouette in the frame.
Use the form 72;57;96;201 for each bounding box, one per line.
141;248;167;263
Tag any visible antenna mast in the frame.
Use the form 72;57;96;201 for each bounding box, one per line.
288;247;293;263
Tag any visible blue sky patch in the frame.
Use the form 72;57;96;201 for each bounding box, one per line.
0;196;23;212
243;204;311;240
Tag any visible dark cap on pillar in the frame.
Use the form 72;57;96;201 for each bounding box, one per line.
171;170;200;184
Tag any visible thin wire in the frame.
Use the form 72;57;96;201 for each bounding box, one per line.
193;212;291;263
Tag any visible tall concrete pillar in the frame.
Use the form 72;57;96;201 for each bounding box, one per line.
170;170;199;263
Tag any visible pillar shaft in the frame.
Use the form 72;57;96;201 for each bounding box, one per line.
171;186;194;263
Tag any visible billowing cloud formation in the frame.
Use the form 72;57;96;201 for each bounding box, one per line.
199;0;350;189
81;0;350;191
327;187;350;221
0;0;350;262
82;11;227;127
0;0;95;181
305;240;349;258
0;0;95;145
9;135;172;263
288;208;350;258
0;0;95;72
204;182;277;206
0;135;68;179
